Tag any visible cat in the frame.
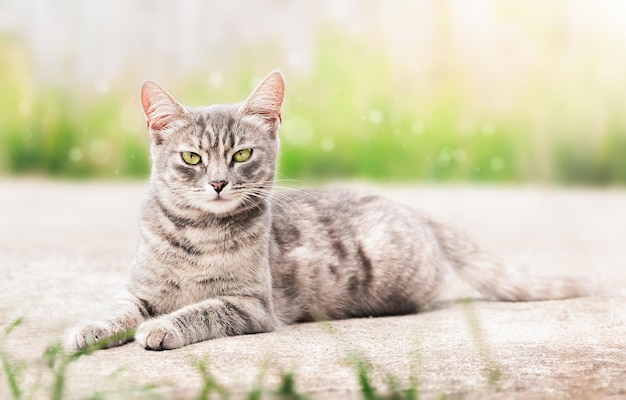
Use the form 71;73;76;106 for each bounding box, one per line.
66;71;592;351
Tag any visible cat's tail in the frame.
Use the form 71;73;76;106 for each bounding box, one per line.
431;221;595;301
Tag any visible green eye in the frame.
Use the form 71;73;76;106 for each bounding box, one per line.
233;148;252;162
181;151;201;165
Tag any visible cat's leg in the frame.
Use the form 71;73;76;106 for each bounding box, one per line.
66;291;148;351
135;295;276;350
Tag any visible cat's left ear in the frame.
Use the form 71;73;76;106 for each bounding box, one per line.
141;80;190;144
239;71;285;135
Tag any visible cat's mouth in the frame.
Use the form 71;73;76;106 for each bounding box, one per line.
201;191;243;214
208;189;234;201
207;192;232;203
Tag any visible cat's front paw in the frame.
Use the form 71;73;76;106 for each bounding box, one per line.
65;322;133;352
136;319;184;351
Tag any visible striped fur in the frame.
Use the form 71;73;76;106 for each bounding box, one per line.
67;71;592;351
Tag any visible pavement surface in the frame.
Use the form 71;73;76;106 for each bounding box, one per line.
0;179;625;399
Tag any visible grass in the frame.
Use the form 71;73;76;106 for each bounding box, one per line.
458;299;502;388
1;318;25;399
0;305;505;400
0;320;153;400
194;358;228;400
349;354;419;400
1;29;626;184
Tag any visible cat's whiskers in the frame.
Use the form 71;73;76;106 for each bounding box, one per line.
270;199;302;220
150;178;306;220
238;194;267;216
231;181;306;210
150;180;206;196
240;189;303;220
151;185;196;194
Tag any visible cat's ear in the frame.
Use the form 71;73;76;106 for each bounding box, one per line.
140;81;190;143
239;71;285;134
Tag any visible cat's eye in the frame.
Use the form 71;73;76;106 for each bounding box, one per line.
181;151;202;165
233;148;252;163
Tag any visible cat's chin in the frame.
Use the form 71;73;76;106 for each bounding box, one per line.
202;197;243;216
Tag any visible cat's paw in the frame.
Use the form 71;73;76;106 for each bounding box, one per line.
136;318;184;351
65;322;133;352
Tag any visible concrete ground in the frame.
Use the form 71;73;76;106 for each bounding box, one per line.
0;179;625;399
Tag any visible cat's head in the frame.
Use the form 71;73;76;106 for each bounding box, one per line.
140;71;284;216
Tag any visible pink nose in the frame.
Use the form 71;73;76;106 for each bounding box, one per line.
209;180;228;194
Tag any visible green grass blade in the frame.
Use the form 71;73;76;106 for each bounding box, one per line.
274;372;306;400
0;352;22;400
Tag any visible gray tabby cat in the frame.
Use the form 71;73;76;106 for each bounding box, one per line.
67;71;591;351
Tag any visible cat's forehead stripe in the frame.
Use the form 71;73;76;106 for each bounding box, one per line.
193;112;240;152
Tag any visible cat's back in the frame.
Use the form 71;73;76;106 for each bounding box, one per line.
270;188;425;248
272;188;403;226
268;188;447;323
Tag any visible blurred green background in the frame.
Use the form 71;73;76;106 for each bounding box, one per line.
1;1;626;184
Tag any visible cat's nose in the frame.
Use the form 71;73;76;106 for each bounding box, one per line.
209;180;228;194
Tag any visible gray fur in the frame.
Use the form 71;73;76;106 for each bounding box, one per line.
67;71;592;351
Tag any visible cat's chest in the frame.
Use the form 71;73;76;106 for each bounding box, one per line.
142;211;266;259
152;241;256;285
168;263;244;304
134;210;270;311
134;232;264;312
132;256;250;314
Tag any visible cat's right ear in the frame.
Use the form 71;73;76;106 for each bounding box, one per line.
140;81;190;144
